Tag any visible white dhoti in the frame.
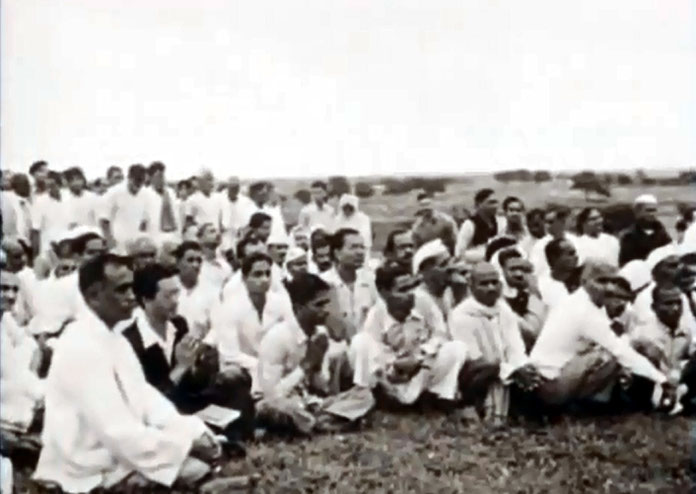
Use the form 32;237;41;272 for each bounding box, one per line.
349;333;468;405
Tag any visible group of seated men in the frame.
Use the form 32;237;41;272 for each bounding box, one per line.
1;161;695;492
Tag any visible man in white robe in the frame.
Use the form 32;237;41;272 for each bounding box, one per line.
298;180;336;233
174;241;218;339
33;254;223;493
62;167;99;228
184;170;224;231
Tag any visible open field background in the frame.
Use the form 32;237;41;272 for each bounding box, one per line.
274;174;694;253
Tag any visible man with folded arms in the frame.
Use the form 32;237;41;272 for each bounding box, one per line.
34;254;224;492
528;260;675;408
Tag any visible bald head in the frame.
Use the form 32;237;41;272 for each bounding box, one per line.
470;262;501;307
198;169;214;194
128;237;158;270
582;260;618;307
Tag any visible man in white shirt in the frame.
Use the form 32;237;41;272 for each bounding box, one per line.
575;207;620;267
198;223;233;294
309;230;334;275
0;270;44;435
498;196;534;255
219;176;253;242
62;167;99;228
184;170;224;231
1;173;33;241
298;180;335;232
449;262;542;422
413;239;455;322
239;181;287;240
321;228;378;340
529;261;673;407
537;237;580;308
100;164;151;250
349;263;468;406
34;254;223;492
529;205;579;278
174;241;218;339
625;285;691;412
30;170;72;256
145;162;181;245
207;252;293;396
257;273;374;435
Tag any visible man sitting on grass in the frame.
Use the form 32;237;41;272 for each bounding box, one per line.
349;264;468;407
257;273;373;435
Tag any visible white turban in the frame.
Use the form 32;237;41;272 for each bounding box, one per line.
413;238;449;274
634;194;658;206
266;228;290;246
339;194;359;211
645;244;678;273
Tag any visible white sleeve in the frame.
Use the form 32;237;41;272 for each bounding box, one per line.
582;314;666;384
258;329;304;397
447;310;482;360
60;340;196;486
454;220;475;258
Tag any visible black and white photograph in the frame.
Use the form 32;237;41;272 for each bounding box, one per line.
1;1;694;492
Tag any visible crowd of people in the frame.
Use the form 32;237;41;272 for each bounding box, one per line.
1;160;695;492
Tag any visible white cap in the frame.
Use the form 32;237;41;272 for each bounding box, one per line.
266;229;290;246
634;194;657;205
284;246;306;266
339;194;359;210
412;238;449;274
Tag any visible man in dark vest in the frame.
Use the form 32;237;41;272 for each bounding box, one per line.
454;188;504;259
122;263;255;445
619;194;671;266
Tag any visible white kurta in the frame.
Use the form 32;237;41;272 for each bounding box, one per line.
321;267;378;337
28;272;87;337
34;308;207;493
529;289;666;384
176;279;218;339
31;194;73;252
528;233;580;278
184;191;224;228
298;202;335;232
350;301;468;404
448;297;527;418
332;212;372;253
537;275;571;308
575;233;620;267
144;187;181;244
0;312;43;431
206;286;294;394
100;184;151;247
454;216;506;259
62;190;99;228
219;193;254;238
239;201;287;238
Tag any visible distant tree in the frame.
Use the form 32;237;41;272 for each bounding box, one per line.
533;170;552;183
616;173;633;186
678;170;696;184
354;181;374;198
493;169;533;182
293;189;311;205
570;171;611;200
328;176;351;198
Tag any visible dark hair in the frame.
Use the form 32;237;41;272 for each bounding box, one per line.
474;188;495;207
47;170;62;183
174;241;201;261
576;207;601;233
375;264;412;292
133;263;178;306
107;166;122;179
310;180;327;191
249;212;272;229
681;253;696;265
236;233;263;260
526;208;545;223
502;196;523;212
330;228;361;259
72;233;103;256
64;167;86;182
546;204;570;221
485;236;517;262
285;272;331;306
10;173;30;192
416;191;432;202
249;181;268;195
545;238;568;267
384;228;411;256
128;164;146;181
197;222;216;238
78;253;132;295
651;284;682;304
148;161;165;176
29;161;48;176
613;276;632;298
241;251;272;276
498;248;522;268
676;219;687;233
310;229;329;254
177;179;191;190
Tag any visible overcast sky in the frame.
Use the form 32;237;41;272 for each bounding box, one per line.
2;0;694;180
